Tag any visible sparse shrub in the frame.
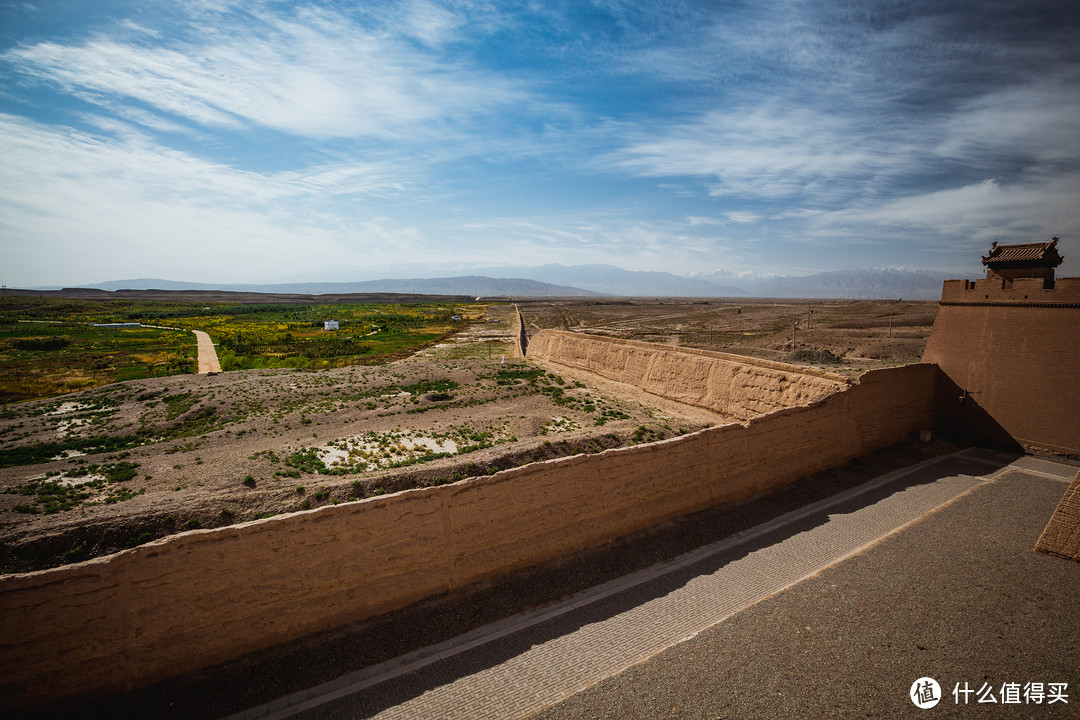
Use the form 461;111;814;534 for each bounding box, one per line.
63;545;89;563
286;447;327;474
241;475;256;488
126;532;154;547
786;348;843;364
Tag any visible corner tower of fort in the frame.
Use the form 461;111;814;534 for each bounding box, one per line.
922;238;1079;456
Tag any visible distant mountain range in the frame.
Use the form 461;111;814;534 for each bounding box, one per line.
461;264;749;297
698;267;954;300
76;276;599;298
51;264;957;300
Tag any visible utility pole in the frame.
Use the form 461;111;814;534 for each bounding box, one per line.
792;318;799;352
807;305;812;331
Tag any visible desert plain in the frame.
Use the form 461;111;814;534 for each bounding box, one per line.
0;295;935;574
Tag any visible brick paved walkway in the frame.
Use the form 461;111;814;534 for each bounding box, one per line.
230;449;1074;720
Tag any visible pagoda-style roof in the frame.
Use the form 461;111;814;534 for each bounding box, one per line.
982;237;1063;268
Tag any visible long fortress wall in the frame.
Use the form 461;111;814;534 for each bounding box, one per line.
527;330;847;421
0;344;936;706
922;277;1080;455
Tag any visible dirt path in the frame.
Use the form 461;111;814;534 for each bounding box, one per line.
193;330;221;374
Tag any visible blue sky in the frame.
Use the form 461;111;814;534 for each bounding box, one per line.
2;0;1079;287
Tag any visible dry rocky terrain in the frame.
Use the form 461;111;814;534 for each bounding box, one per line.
0;299;936;574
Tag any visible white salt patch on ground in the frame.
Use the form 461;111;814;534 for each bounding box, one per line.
318;433;459;470
546;416;579;432
57;473;106;487
49;402;92;415
55;419;87;439
50;449;86;461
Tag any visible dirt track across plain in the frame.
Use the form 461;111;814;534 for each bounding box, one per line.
193;329;221;374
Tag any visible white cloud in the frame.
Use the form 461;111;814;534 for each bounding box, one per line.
455;214;744;273
808;173;1080;270
723;212;761;224
0;114;419;285
3;5;531;140
937;70;1080;164
607;105;906;201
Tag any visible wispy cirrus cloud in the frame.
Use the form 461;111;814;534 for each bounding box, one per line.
606;105;913;202
3;4;531;141
0;112;422;284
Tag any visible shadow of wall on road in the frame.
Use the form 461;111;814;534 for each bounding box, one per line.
223;451;1010;720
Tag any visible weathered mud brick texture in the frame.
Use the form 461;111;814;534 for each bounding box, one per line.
1035;470;1080;562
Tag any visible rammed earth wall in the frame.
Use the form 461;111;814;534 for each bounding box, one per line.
922;277;1080;455
0;355;937;707
526;330;847;421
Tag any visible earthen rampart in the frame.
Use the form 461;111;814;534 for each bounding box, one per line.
0;362;936;706
527;330;847;421
923;277;1079;455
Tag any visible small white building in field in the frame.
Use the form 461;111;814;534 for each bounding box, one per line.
324;320;339;331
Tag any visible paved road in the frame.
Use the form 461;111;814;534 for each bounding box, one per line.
193;329;221;374
229;450;1079;720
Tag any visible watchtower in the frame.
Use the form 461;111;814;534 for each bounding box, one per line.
923;236;1079;455
982;237;1063;288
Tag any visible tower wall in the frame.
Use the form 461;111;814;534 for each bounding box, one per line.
922;277;1080;455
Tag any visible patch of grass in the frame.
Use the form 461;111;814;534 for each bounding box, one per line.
787;348;844;364
400;378;459;396
631;425;663;443
163;392;198;419
165;441;201;455
593;407;630;426
126;532;154;548
104;486;144;504
0;434;143;468
249;449;280;463
286;447;327;474
493;366;543;385
3;461;141;513
101;461;138;483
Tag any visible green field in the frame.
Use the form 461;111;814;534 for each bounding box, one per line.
0;321;196;403
0;296;483;403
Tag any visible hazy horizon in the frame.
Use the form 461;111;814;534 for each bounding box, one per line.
2;1;1078;286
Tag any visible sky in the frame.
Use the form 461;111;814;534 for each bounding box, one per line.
2;0;1079;287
